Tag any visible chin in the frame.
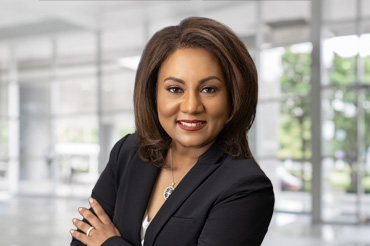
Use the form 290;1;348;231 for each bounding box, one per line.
175;136;214;149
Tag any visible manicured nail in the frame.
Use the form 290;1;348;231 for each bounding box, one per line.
73;219;76;223
89;198;94;204
78;207;82;212
70;229;74;234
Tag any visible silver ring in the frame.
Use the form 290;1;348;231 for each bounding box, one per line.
86;226;94;236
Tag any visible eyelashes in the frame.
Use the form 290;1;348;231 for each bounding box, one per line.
166;86;218;94
167;87;183;93
201;87;217;93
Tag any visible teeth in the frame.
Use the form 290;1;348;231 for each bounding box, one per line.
180;121;203;127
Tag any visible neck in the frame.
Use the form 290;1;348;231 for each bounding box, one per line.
168;140;216;170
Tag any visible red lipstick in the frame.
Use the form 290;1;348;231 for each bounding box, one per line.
177;120;207;131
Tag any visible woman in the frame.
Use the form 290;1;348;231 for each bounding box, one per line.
70;16;274;246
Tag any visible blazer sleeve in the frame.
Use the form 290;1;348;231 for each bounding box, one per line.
197;173;274;246
71;134;136;246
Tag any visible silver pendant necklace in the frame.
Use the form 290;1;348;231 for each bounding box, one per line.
163;149;185;200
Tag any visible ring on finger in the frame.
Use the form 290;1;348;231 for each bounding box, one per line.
86;226;95;236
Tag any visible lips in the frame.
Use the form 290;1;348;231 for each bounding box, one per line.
177;120;207;131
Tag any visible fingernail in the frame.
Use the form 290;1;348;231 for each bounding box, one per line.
78;207;82;212
70;230;74;234
89;198;94;204
73;219;76;223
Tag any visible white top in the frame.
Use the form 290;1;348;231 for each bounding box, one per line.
140;211;152;246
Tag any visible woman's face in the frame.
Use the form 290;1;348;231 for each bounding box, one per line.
157;48;229;150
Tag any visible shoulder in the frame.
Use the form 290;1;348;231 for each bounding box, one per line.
110;133;139;157
219;155;268;181
214;156;274;200
108;133;140;170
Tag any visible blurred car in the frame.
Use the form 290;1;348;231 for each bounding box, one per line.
278;167;303;191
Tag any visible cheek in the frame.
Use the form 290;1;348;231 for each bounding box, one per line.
207;96;229;120
157;93;179;119
158;104;177;118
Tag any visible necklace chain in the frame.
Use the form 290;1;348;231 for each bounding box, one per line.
170;148;186;187
163;148;186;200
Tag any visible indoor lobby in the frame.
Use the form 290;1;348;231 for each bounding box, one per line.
0;0;370;245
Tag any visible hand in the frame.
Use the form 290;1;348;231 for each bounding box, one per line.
71;198;121;246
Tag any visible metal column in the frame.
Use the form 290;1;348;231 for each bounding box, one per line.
310;0;323;224
355;0;366;224
96;30;105;174
7;47;20;195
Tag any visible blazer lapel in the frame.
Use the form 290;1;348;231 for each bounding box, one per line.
144;138;224;246
119;154;160;246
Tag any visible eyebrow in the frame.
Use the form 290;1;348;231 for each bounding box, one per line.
163;76;223;84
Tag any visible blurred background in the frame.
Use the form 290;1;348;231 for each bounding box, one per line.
0;0;370;245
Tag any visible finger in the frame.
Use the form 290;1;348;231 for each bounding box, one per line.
70;229;89;244
79;207;101;228
89;198;112;225
73;218;95;235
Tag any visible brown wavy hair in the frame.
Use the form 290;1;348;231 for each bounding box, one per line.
134;17;258;167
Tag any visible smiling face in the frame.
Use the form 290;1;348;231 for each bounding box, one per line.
157;48;230;150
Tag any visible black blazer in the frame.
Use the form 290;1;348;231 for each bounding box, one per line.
71;133;274;246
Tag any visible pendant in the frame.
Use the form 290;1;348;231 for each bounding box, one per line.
164;185;174;200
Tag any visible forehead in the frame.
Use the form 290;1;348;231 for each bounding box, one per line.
158;48;224;78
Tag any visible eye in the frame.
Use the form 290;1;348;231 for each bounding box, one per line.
201;86;217;93
167;86;183;93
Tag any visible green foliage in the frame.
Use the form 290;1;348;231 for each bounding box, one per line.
279;47;370;193
330;55;357;85
329;171;351;189
279;47;311;160
365;56;370;83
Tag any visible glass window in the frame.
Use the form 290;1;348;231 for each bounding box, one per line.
0;120;8;160
259;47;284;100
364;91;370;220
323;30;358;86
322;8;370;221
258;43;312;214
101;113;135;143
57;77;97;114
56;116;98;144
20;83;49;115
0;45;9;83
99;112;136;175
19;116;49;181
0;84;7;116
322;88;358;223
360;33;370;84
102;72;135;112
55;115;98;196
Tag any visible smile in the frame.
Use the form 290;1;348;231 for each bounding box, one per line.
177;120;207;131
179;121;204;127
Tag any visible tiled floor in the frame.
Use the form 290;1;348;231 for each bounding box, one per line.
1;195;370;246
265;213;370;246
0;195;88;246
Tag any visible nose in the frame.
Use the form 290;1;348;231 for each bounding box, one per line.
180;91;204;114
